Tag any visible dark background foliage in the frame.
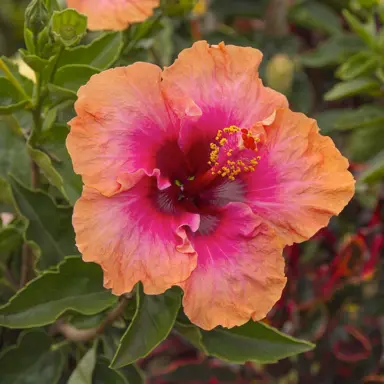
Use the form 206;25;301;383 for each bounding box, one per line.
0;0;383;383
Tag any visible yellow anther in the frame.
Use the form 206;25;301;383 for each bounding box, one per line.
219;138;227;146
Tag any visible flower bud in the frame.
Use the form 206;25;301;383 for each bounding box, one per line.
266;54;295;95
25;0;49;35
51;9;87;47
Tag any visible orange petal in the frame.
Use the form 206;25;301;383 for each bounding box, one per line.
73;181;200;295
67;64;179;197
162;41;288;152
66;0;159;31
179;203;286;330
246;108;355;245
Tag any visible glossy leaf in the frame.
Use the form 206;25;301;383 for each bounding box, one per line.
111;286;182;368
0;256;117;328
200;321;314;364
10;177;76;269
0;331;65;384
54;64;99;92
0;116;32;187
67;346;96;384
58;32;123;70
324;78;380;101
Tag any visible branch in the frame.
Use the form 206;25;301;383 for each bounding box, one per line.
53;296;130;342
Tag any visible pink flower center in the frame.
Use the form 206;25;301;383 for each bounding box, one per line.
182;126;262;196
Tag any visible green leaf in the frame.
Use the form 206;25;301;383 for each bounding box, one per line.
9;177;77;269
347;124;384;162
28;146;64;193
175;321;206;350
41;124;82;205
289;1;342;35
68;346;97;384
19;50;49;73
0;256;117;328
54;64;99;92
51;9;88;47
0;226;23;264
111;286;182;369
0;56;34;98
358;150;384;184
342;9;376;48
300;34;365;68
93;358;128;384
334;105;384;130
58;32;123;70
0;331;65;384
314;108;354;134
289;71;314;114
324;78;380;101
48;83;77;104
0;116;32;187
200;321;314;364
119;365;145;384
336;51;378;81
0;78;29;114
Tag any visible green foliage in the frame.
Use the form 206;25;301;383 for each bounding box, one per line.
112;285;182;368
0;0;382;382
0;331;65;383
0;256;117;327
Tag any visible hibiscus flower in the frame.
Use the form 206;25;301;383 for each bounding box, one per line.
66;0;159;30
67;41;355;330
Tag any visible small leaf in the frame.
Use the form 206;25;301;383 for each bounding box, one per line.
19;50;49;73
336;51;378;81
58;32;123;70
0;226;23;263
289;1;342;35
111;285;182;368
28;146;64;193
334;105;384;130
324;78;380;101
41;124;82;205
347;124;384;162
9;177;77;269
93;358;128;384
300;34;365;68
0;116;32;187
0;331;65;384
51;9;88;47
0;78;29;114
48;83;76;104
67;345;96;384
342;9;376;48
200;321;314;364
314;108;354;134
0;256;117;328
358;150;384;184
54;64;99;92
